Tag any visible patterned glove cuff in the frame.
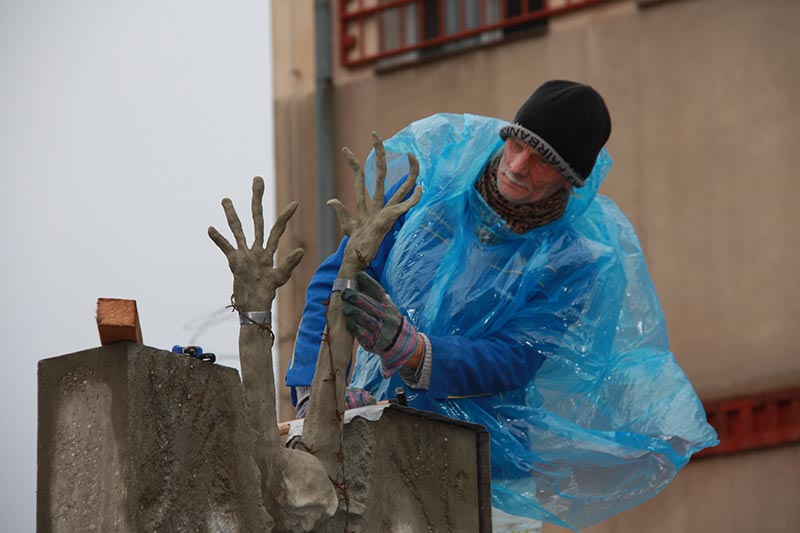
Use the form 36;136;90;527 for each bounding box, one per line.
399;333;432;390
379;317;419;378
345;387;376;409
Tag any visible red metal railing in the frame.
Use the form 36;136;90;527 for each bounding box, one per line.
339;0;614;68
697;386;800;458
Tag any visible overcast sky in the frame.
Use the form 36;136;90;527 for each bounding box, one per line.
0;1;275;529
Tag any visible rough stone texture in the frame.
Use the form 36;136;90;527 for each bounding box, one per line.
38;344;491;533
37;342;272;533
329;405;492;532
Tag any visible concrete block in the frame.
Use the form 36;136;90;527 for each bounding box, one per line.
38;344;491;532
331;405;492;532
37;343;271;533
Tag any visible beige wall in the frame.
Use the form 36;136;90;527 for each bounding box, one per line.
271;0;800;527
546;443;800;533
319;0;800;401
271;0;319;420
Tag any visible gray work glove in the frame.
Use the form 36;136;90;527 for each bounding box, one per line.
342;271;420;377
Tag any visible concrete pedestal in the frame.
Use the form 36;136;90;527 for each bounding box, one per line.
333;405;492;532
38;344;491;532
37;343;271;533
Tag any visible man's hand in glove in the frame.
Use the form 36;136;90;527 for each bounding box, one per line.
295;387;375;419
342;271;422;377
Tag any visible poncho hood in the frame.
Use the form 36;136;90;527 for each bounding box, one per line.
365;112;612;236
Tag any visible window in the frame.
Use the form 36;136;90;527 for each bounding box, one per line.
339;0;611;68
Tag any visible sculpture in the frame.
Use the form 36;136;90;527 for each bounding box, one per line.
208;134;420;531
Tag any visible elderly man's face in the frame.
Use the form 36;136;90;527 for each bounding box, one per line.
496;138;569;204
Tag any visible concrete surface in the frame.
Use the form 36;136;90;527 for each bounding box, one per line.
38;344;492;532
329;405;492;532
545;443;800;533
37;343;271;533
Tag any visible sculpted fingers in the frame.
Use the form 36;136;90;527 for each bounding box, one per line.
383;185;422;222
266;201;299;257
388;152;420;206
403;184;423;207
251;176;265;249
327;199;355;236
343;147;367;216
208;226;234;255
222;198;247;249
407;152;420;185
275;248;305;285
371;132;386;209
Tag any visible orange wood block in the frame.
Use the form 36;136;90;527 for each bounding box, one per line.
96;298;143;345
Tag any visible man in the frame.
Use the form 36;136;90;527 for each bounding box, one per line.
287;80;717;531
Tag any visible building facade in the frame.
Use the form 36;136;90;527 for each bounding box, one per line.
271;1;800;530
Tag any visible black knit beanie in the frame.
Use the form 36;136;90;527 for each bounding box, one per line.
499;80;611;187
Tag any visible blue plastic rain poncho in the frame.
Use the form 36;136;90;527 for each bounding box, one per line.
288;113;718;530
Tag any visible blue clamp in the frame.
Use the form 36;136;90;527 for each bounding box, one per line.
171;345;216;363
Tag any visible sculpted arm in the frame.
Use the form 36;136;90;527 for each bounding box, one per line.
208;177;303;444
298;134;421;481
209;178;338;532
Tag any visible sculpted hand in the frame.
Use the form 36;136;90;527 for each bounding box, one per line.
342;271;420;377
208;176;304;313
328;132;422;274
298;133;422;481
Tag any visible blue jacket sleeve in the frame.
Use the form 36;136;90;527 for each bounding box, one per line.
425;333;546;400
285;238;345;398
